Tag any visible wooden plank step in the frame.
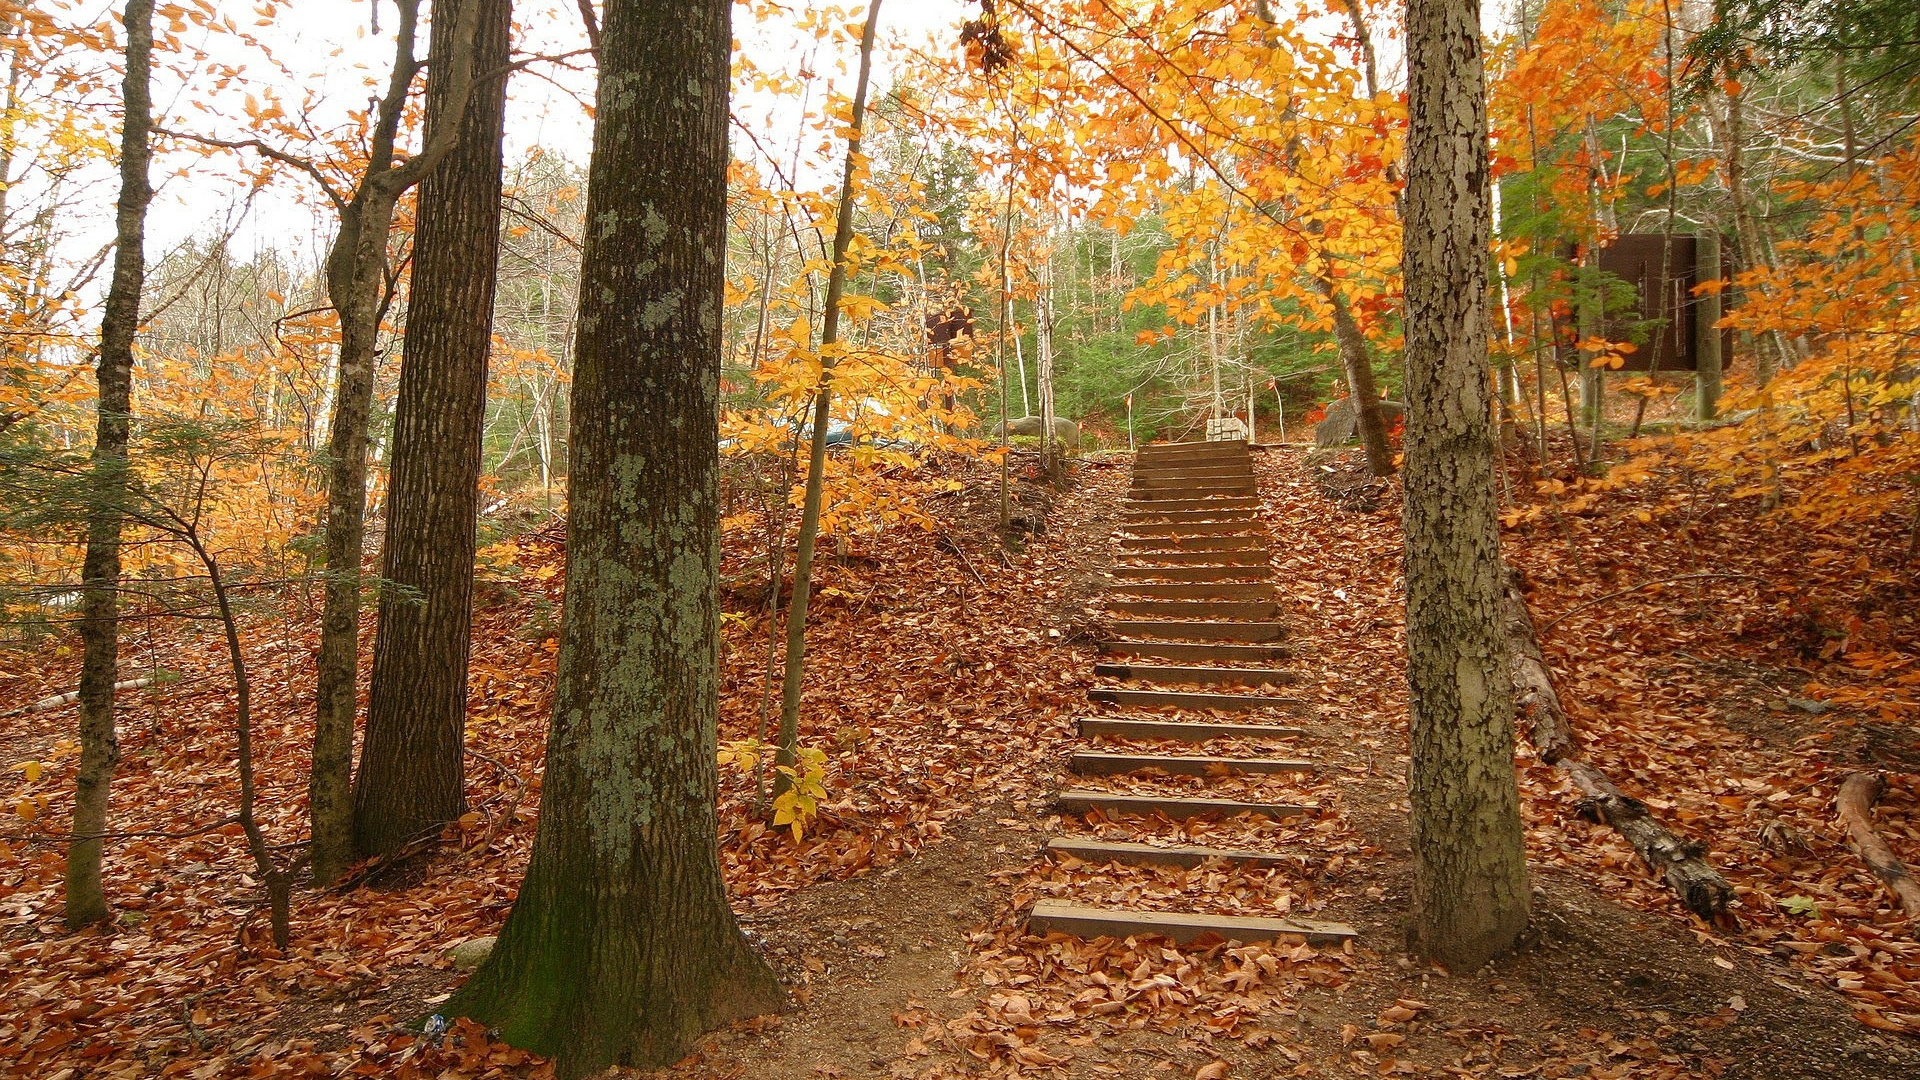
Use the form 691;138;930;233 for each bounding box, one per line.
1068;751;1315;776
1120;520;1261;537
1115;549;1269;567
1077;716;1305;741
1088;687;1308;711
1027;901;1356;946
1130;480;1258;495
1106;619;1288;642
1119;535;1266;553
1120;509;1263;524
1056;789;1315;821
1120;497;1260;512
1132;461;1249;473
1045;837;1295;870
1106;581;1277;600
1109;565;1269;584
1107;599;1280;620
1092;661;1299;686
1098;640;1296;663
1136;446;1249;463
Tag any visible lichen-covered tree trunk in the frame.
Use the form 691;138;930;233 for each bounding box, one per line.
1401;0;1530;971
446;1;783;1072
354;0;511;860
65;0;153;929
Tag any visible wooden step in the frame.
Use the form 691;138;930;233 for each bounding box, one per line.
1119;534;1267;552
1088;687;1308;712
1106;620;1288;642
1136;445;1249;463
1068;751;1316;777
1130;482;1258;497
1027;901;1356;947
1115;550;1269;567
1098;640;1296;664
1132;461;1249;474
1045;837;1295;870
1056;789;1315;821
1106;599;1281;620
1120;520;1262;537
1093;661;1298;686
1106;581;1276;600
1120;497;1261;513
1109;565;1269;584
1077;717;1305;741
1120;508;1263;523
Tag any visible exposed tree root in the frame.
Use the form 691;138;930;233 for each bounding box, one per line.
1835;771;1920;921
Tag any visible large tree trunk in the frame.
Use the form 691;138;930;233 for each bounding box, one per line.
446;1;783;1072
309;0;482;884
65;0;154;930
354;0;512;860
1401;0;1530;970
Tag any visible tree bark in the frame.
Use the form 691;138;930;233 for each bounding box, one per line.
1692;231;1723;422
310;0;482;884
66;0;154;930
1401;0;1530;970
446;1;783;1071
355;0;512;860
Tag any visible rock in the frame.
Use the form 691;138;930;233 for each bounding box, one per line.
1004;415;1080;449
447;935;497;970
1313;397;1406;449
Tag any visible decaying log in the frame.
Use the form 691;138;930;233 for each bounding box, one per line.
1836;771;1920;920
1502;570;1735;924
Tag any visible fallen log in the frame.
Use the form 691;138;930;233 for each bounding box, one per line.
2;677;156;719
1502;569;1735;924
1836;771;1920;920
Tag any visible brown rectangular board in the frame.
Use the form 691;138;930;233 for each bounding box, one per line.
1120;497;1261;513
1026;901;1356;946
1097;641;1297;663
1132;462;1250;476
1114;549;1270;567
1119;534;1267;552
1120;510;1264;525
1130;482;1258;497
1121;520;1262;537
1092;661;1299;686
1068;752;1316;776
1106;581;1277;600
1105;619;1288;642
1108;565;1270;584
1076;716;1305;741
1087;687;1308;712
1044;836;1295;870
1106;599;1281;620
1055;789;1316;821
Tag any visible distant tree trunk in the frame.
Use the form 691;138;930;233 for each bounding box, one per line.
446;1;783;1070
310;0;481;884
355;0;512;859
1321;276;1394;475
65;0;154;930
1693;231;1723;422
774;0;882;797
1036;226;1060;478
1401;0;1530;971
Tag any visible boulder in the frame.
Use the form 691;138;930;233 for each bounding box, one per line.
1005;415;1080;450
1313;397;1406;449
446;935;497;970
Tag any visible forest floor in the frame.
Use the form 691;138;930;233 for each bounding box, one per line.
2;439;1918;1079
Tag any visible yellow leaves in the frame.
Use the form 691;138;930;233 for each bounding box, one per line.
12;761;46;784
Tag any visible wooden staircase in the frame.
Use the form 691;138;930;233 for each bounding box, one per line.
1027;438;1358;948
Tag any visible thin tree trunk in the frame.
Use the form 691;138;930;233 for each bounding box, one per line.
775;0;883;796
310;0;482;884
1037;222;1059;478
66;0;154;930
1402;0;1530;970
446;1;783;1070
1693;231;1723;421
1321;276;1394;475
355;0;512;859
